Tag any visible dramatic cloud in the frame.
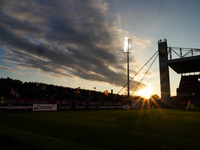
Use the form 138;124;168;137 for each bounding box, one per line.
0;0;149;90
0;65;22;75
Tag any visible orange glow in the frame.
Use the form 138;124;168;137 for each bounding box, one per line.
150;95;161;108
136;85;152;99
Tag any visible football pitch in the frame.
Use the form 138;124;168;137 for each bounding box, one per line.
1;109;200;150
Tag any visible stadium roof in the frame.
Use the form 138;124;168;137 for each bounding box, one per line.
167;55;200;73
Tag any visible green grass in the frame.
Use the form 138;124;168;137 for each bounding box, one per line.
1;109;200;150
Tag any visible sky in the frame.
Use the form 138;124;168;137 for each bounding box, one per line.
1;0;200;97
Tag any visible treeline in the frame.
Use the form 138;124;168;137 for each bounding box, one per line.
0;77;124;102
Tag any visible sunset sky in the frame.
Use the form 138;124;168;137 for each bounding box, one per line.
1;0;200;97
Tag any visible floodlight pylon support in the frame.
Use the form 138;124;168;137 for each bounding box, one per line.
158;39;171;101
124;37;132;97
127;51;130;97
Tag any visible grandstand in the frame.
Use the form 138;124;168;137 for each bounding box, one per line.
164;45;200;109
0;77;125;110
177;74;200;97
157;39;200;109
174;74;200;109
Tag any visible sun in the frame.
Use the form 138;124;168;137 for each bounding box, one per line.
137;85;152;99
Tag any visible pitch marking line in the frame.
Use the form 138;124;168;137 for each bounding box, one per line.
103;128;200;142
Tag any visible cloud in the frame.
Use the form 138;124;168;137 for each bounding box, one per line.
0;0;148;90
0;65;22;75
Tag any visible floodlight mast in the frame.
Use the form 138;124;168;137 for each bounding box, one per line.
127;48;130;97
124;37;132;97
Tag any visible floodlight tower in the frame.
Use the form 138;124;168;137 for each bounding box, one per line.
124;37;132;97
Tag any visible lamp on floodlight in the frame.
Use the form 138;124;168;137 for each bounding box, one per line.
124;37;132;97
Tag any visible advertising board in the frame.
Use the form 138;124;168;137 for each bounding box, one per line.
33;104;57;111
123;105;131;109
0;104;32;111
58;105;71;110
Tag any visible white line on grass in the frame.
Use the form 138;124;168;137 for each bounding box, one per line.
102;128;200;142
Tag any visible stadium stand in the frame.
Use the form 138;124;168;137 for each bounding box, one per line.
0;77;124;105
177;75;200;97
175;74;200;109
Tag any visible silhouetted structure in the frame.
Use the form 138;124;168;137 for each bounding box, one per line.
158;39;200;100
158;39;200;108
124;37;132;97
158;39;170;101
177;75;200;97
0;77;124;105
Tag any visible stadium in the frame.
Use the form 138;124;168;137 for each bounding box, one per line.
1;0;200;149
1;39;200;150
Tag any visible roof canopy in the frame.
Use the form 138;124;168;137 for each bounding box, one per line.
168;55;200;73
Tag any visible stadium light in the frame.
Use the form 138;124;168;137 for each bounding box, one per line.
124;37;132;52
